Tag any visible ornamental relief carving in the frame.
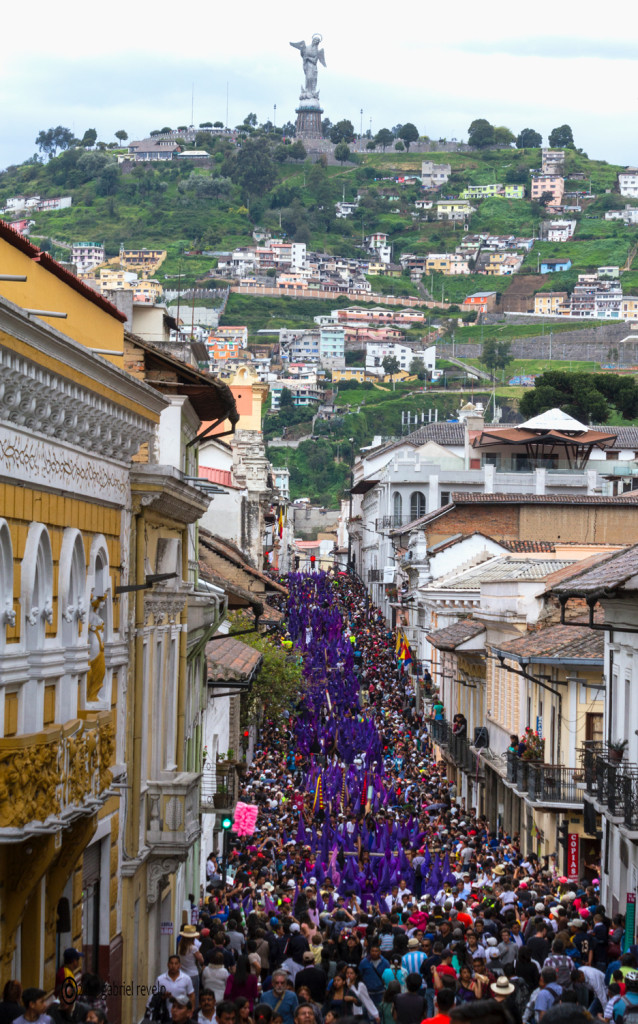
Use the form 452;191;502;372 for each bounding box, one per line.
0;432;129;503
0;716;114;830
0;350;155;461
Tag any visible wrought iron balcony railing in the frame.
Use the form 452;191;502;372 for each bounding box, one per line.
506;750;584;805
582;743;638;831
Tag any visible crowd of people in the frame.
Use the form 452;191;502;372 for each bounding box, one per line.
4;570;636;1024
172;571;637;1024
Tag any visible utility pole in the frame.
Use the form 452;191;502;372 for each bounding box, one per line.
274;103;277;128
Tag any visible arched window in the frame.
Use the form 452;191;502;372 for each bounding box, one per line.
0;519;15;653
20;523;53;650
84;536;112;705
392;492;403;527
58;529;87;646
410;491;426;521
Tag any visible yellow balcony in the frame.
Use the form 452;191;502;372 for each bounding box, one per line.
0;711;114;839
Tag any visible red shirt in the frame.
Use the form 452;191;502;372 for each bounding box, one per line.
435;965;457;981
421;1015;451;1024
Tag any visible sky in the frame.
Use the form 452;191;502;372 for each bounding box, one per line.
1;0;637;171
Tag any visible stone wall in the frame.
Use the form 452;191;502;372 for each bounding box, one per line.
439;321;638;363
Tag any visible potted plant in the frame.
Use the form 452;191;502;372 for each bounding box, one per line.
521;728;545;762
608;739;628;764
213;786;230;808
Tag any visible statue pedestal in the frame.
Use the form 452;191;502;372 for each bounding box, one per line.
295;99;323;140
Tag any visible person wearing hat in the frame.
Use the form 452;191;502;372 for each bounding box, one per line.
294;952;327;1004
178;927;204;1005
169;994;197;1024
54;950;84;999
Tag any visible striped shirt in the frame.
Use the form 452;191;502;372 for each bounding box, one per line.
401;951;427;975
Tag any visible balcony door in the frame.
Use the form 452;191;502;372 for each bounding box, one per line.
585;712;604;745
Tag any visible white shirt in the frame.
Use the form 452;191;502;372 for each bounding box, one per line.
155;970;194;1002
198;1013;217;1024
201;965;230;1003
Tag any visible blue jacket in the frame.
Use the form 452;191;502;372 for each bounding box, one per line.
359;955;390;994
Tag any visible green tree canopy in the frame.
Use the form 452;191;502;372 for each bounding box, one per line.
233;135;276;200
334;142;351;164
516;370;636;423
115;129;128;142
35;126;75;158
468;119;496;148
481;338;511;373
398;123;419;150
330;120;355;144
516;128;542;148
548;124;574;148
374;128;394;151
81;128;98;148
279;387;294;409
382;355;400;378
493;126;515;145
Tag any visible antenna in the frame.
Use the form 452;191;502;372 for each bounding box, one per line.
191;81;194;126
226;82;229;129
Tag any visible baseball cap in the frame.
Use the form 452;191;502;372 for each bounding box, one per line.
63;948;84;962
535;902;545;912
172;995;190;1007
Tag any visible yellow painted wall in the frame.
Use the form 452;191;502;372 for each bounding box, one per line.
1;483;122;643
0;237;125;363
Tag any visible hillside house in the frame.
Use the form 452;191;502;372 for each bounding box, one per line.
531;174;564;207
125;138;180;162
605;206;638;225
534;292;569;315
543;220;577;242
71;242;105;275
463;291;498;313
425;253;472;275
541;149;565;174
618;169;638;198
540;257;572;273
421;161;451;189
436;199;475;221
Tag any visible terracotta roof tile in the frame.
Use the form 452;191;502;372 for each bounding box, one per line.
451;492;638;505
492;623;603;662
426;619;486;650
552;544;638;596
543;552;619;591
205;636;263;682
502;540;556;553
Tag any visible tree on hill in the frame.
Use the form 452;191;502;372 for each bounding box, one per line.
279;387;294;409
115;129;128;143
288;140;307;161
493;126;516;145
394;141;405;151
35;126;75;159
481;338;511;374
468;119;496;148
519;371;622;423
334;142;351;164
330;120;355;144
548;124;574;148
382;355;400;386
233;134;277;201
81;128;98;148
374;128;394;151
539;191;556;207
410;357;427;380
199;122;213;128
213;121;224;128
398;123;419;150
160;126;172;133
516;128;542;149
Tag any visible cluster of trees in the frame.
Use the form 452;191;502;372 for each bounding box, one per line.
467;120;576;150
35;126;129;159
520;371;638;423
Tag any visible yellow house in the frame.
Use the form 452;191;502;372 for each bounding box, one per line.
621;297;638;320
436;199;475;221
331;368;377;383
117;249;167;274
534;292;569;315
0;222;164;1000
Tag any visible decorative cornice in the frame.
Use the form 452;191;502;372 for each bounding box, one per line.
0;294;167;419
0;345;156;462
131;465;211;524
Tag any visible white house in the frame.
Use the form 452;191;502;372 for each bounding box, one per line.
421;161;451;190
618;169;638;198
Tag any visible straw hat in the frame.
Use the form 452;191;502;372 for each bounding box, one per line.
491;977;515;997
179;925;200;939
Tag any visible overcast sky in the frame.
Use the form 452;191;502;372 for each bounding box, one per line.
1;0;637;171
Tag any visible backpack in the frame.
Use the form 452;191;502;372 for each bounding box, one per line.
512;978;530;1020
622;999;638;1022
534;986;560;1024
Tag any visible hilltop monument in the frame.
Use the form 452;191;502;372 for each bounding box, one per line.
290;34;326;139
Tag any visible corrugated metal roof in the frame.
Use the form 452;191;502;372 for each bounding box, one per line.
434;557;576;590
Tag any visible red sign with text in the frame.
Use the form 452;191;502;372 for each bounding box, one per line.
567;833;580;880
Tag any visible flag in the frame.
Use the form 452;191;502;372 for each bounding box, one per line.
278;506;284;539
312;773;324;814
